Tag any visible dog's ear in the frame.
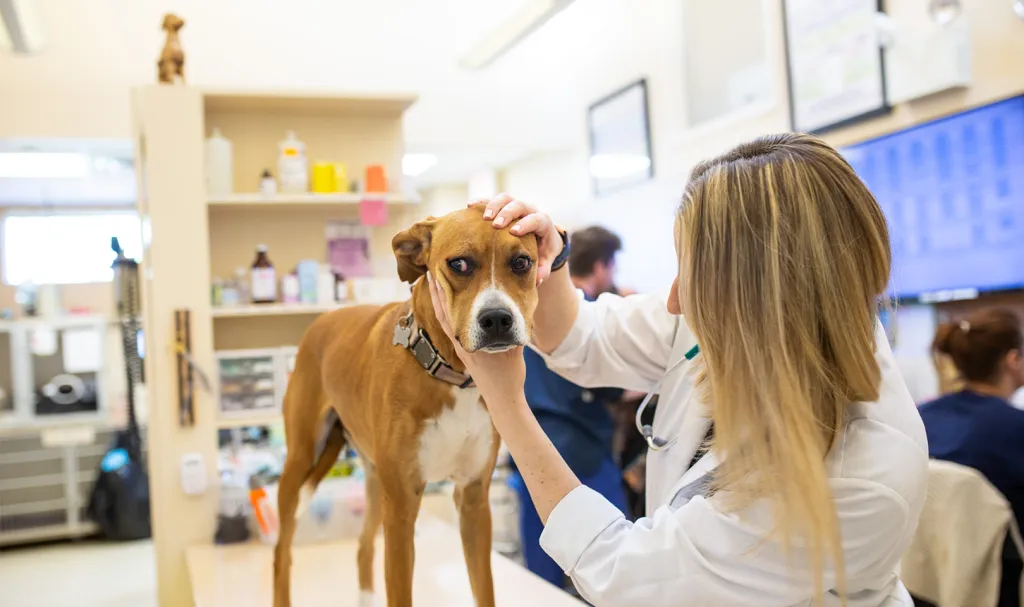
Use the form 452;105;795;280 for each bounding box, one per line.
391;218;437;284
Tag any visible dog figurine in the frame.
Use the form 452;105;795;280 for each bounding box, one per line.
157;14;185;84
274;205;539;607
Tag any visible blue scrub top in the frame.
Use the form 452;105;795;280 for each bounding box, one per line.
918;390;1024;527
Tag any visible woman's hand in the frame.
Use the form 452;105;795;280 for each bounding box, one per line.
427;271;528;414
471;194;562;284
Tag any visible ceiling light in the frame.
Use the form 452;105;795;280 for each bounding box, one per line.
402;153;437;177
588;154;651;180
458;0;576;70
0;152;91;178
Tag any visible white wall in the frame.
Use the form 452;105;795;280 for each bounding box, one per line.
501;151;588;224
502;149;683;294
419;183;469;218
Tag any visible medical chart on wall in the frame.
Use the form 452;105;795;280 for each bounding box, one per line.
783;0;887;133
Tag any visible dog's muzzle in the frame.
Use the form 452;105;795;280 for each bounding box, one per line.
468;288;528;352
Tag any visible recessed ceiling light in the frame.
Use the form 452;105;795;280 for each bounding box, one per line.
403;153;438;177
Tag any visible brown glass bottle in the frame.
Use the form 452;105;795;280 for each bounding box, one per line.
250;244;277;303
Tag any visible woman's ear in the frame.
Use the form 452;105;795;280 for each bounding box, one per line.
666;276;682;315
391;218;437;284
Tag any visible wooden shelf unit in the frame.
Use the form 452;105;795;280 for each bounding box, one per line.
132;86;417;607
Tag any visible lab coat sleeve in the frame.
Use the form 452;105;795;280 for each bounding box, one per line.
540;484;911;607
536;291;681;392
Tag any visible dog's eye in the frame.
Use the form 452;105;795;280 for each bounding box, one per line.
510;255;532;274
448;258;472;276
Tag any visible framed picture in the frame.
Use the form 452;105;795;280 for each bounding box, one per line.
587;79;654;196
782;0;890;134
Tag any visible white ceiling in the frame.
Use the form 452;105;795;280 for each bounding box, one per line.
1;0;673;185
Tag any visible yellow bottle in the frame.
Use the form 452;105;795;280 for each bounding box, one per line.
333;162;349;192
311;162;336;193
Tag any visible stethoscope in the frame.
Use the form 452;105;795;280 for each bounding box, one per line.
635;343;700;451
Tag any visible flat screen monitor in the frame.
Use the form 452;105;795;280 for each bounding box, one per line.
841;95;1024;302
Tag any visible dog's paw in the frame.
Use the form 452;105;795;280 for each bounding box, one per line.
358;591;376;607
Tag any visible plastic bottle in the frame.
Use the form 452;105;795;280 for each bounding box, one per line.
250;246;277;304
204;128;234;196
234;267;250;304
297;260;319;304
277;131;309;193
317;264;336;305
282;271;300;304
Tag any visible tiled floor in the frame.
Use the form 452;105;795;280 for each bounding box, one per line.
0;539;157;607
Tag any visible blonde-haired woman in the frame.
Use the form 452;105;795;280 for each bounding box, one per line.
427;133;928;606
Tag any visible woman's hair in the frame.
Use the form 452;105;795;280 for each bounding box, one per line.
932;308;1022;383
677;133;891;600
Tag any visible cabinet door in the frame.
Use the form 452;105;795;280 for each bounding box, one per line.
0;434;69;543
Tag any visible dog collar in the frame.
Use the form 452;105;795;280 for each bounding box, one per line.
392;311;475;389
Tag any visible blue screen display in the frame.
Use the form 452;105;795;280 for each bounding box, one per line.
842;96;1024;300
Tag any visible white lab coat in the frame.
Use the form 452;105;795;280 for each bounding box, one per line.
535;292;929;607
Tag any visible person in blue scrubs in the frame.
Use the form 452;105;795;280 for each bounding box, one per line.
508;226;630;590
918;308;1024;607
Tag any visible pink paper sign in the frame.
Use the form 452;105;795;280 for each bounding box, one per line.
359;197;388;226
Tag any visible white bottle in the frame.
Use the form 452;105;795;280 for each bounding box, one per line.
259;169;277;196
204;128;234;196
277;131;309;193
282;273;300;304
317;265;336;305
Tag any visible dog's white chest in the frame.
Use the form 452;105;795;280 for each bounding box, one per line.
417;387;494;485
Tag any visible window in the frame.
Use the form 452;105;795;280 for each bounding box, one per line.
3;212;142;285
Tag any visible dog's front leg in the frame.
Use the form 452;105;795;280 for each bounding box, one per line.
455;478;496;607
381;479;423;607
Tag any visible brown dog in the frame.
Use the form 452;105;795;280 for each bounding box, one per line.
273;205;539;607
157;14;185;84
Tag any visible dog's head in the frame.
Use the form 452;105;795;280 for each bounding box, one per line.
162;14;185;32
392;206;539;353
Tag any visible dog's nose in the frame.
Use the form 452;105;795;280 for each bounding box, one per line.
478;308;514;340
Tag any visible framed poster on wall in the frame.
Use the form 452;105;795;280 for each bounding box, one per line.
587;79;653;196
782;0;889;133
